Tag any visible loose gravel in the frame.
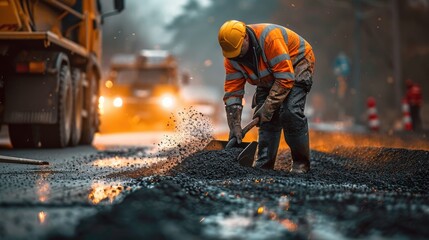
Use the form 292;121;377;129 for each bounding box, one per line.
51;109;429;240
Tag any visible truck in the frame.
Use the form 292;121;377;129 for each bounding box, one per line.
99;49;186;132
0;0;124;148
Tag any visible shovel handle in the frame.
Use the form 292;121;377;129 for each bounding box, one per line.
225;117;259;149
242;117;259;136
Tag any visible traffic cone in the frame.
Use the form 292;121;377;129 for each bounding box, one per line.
402;99;413;131
367;97;380;132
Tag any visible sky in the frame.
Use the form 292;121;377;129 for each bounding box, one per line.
113;0;211;48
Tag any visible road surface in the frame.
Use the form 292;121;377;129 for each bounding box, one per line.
0;130;172;240
0;122;428;239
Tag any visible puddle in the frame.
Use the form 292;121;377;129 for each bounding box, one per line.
92;156;161;169
88;180;136;205
203;211;293;240
0;207;97;240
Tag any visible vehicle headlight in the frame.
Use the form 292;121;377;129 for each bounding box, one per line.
98;96;105;115
160;94;175;109
113;97;123;108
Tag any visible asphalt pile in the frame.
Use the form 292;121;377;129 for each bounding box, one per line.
169;148;280;180
51;109;429;240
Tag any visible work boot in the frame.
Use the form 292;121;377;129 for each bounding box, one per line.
254;130;281;169
284;132;310;173
225;104;243;144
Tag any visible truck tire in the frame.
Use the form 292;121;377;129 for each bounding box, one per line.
40;64;73;148
8;124;40;148
80;71;98;145
69;68;83;146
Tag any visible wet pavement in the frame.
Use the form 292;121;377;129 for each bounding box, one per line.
1;109;429;239
0;109;213;240
0;131;176;240
52;144;429;240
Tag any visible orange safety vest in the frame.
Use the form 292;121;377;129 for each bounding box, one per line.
406;84;422;107
223;23;314;106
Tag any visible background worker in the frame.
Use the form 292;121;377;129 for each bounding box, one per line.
405;79;423;131
218;20;315;173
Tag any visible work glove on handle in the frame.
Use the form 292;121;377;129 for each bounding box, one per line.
253;81;291;126
226;104;243;144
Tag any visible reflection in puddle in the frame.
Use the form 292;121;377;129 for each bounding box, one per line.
219;214;252;228
36;173;51;203
204;212;288;239
38;211;47;224
88;181;129;204
280;219;298;232
278;195;290;211
257;206;264;215
204;196;297;239
92;156;161;169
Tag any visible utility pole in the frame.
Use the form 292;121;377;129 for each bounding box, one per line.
352;0;363;123
391;0;402;107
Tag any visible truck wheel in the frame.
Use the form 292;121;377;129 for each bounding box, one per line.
8;124;40;148
69;68;83;146
40;64;73;148
80;71;98;145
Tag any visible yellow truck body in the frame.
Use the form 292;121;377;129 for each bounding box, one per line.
99;50;185;132
0;0;123;148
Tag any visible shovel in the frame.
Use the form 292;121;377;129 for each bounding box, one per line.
203;117;259;167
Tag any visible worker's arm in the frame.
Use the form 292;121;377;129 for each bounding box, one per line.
223;59;246;143
254;38;294;124
223;59;246;106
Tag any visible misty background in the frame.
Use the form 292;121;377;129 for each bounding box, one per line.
101;0;429;129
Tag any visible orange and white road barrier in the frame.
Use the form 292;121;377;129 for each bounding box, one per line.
402;99;413;131
367;97;380;132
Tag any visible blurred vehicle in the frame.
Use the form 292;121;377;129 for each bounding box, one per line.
0;0;124;148
99;49;186;132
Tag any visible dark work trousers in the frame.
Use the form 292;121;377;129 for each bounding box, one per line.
253;85;310;169
410;105;422;131
253;57;314;169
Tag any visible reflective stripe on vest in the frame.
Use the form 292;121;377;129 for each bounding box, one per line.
294;36;306;65
225;72;244;81
230;60;249;79
224;89;245;99
259;24;288;68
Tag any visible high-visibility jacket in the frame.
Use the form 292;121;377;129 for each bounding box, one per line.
223;23;314;106
406;84;422;107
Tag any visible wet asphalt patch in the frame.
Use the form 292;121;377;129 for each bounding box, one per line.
52;144;429;240
46;108;429;239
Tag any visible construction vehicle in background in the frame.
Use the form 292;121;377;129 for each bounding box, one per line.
0;0;124;148
99;49;188;132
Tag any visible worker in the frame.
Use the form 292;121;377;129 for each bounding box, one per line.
218;20;315;173
405;79;423;131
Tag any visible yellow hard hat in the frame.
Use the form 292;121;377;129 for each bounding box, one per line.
218;20;246;58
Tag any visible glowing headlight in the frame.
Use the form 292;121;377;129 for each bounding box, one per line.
98;96;105;115
113;97;123;108
160;94;175;109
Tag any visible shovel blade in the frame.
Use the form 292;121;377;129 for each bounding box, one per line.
203;139;257;168
203;140;228;151
238;141;258;167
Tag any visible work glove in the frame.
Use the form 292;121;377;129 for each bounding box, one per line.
253;81;291;126
225;104;243;144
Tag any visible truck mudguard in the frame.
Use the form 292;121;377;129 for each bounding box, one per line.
3;51;69;124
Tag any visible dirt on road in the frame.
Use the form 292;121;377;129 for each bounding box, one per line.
48;109;429;239
53;142;429;239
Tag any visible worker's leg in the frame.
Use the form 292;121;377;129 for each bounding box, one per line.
280;86;310;173
410;106;423;131
254;118;281;169
280;57;313;173
252;87;282;169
